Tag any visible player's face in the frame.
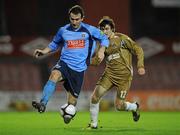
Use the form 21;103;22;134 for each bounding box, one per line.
69;13;83;29
100;25;113;38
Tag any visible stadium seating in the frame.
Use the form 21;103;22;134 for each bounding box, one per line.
0;56;179;91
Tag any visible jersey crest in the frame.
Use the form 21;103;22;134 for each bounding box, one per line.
120;40;128;49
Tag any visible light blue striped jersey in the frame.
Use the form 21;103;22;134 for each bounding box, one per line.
48;22;109;72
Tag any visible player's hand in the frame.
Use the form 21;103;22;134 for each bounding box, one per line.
90;56;101;66
97;46;105;63
138;67;145;75
34;49;44;58
97;51;104;63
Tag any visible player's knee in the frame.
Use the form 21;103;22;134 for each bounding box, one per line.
68;97;77;106
49;70;61;82
91;95;100;104
115;101;126;111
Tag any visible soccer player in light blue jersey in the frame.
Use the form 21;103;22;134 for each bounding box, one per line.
32;5;109;124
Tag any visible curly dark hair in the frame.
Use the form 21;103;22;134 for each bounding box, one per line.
98;16;115;32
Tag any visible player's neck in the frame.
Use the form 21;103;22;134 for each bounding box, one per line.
109;32;115;39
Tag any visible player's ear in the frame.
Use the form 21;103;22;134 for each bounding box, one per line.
81;17;84;22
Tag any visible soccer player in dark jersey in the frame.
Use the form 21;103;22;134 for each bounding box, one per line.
88;16;145;129
32;5;109;124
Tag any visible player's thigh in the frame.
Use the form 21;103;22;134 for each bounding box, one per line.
93;76;113;99
92;85;106;99
49;69;63;82
116;80;131;100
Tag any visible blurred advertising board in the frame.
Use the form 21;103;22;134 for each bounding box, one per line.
0;36;179;57
127;90;180;111
0;90;180;111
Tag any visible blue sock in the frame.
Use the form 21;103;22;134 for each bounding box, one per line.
40;80;56;105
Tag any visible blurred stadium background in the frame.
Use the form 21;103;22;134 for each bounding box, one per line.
0;0;180;112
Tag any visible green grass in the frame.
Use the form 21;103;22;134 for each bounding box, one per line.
0;111;180;135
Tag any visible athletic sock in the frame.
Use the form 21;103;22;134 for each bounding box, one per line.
125;102;137;111
40;80;56;105
90;102;99;127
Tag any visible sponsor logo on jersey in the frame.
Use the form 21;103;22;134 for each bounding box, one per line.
67;40;85;48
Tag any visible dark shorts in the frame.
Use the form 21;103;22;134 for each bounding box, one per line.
52;60;84;98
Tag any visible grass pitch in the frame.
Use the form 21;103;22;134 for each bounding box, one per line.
0;111;180;135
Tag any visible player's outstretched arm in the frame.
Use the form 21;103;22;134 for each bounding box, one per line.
34;47;52;58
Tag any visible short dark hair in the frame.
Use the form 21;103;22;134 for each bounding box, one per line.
68;5;85;18
98;16;115;32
